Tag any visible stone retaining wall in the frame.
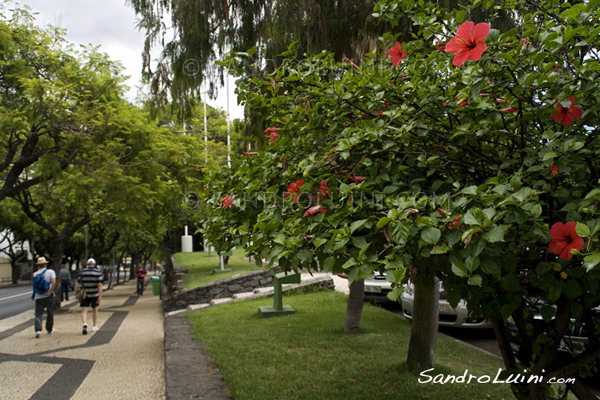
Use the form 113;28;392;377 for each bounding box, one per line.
163;256;278;312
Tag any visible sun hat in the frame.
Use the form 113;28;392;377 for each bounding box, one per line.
86;258;97;265
36;257;48;265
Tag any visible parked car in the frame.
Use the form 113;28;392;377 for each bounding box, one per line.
506;302;600;354
364;272;394;304
506;302;600;382
401;283;492;329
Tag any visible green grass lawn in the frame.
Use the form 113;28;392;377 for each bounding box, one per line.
173;249;261;290
187;291;517;400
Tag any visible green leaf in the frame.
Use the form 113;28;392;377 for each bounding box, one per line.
274;234;286;244
350;219;368;234
585;189;600;199
451;261;468;277
332;237;349;251
387;286;404;302
468;275;483;287
352;236;367;249
513;187;533;203
542;152;557;161
584;252;600;272
389;221;410;245
470;78;485;102
322;256;335;272
455;10;468;23
297;249;313;262
358;242;371;261
480;259;500;276
540;305;556;323
313;238;327;249
342;258;358;270
386;268;406;284
431;243;448;254
421;227;441;245
462;227;482;242
376;217;391;229
461;186;478;196
563;279;583;299
483;225;508;243
464;209;481;226
465;256;480;273
576;222;590;238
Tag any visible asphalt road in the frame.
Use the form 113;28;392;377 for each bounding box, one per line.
0;284;44;320
0;272;129;321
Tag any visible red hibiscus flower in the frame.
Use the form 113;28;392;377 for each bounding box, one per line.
549;221;584;260
432;40;445;52
350;174;366;184
389;42;407;67
264;126;279;143
457;97;469;108
284;179;303;202
445;21;490;67
550;164;559;176
550;96;583;127
448;215;464;230
316;180;330;201
303;205;327;218
220;194;234;209
346;58;358;69
501;106;518;114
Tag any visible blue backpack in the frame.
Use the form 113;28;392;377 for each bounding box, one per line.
33;269;51;295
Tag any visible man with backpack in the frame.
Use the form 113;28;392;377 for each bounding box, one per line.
32;257;56;338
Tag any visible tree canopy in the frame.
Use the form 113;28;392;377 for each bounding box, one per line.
197;0;600;398
0;3;208;282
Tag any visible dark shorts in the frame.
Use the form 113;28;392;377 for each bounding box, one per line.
80;296;99;308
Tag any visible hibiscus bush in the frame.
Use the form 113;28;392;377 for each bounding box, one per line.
202;0;600;397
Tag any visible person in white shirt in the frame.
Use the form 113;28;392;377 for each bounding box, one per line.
32;257;56;338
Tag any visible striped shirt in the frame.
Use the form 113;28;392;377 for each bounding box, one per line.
81;267;103;298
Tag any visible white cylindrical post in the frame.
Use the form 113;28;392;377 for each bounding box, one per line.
181;225;193;252
227;76;231;169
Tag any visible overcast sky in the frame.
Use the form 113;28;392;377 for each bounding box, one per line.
12;0;244;119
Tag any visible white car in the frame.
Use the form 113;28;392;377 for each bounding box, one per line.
363;272;394;303
401;283;492;329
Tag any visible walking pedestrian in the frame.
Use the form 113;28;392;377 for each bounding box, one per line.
59;264;72;301
80;258;103;335
135;263;147;295
32;257;56;338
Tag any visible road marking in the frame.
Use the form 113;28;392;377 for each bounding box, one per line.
0;292;31;301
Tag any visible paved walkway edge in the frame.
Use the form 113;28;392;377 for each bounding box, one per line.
164;313;233;400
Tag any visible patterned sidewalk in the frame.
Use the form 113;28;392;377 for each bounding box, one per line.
0;280;165;400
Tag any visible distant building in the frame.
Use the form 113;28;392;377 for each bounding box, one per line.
0;230;33;283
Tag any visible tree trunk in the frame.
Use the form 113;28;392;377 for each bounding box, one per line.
406;276;440;373
11;261;20;284
344;278;365;334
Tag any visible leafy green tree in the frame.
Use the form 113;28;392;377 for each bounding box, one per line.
2;5;208;308
205;0;600;398
0;4;81;202
126;0;387;108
